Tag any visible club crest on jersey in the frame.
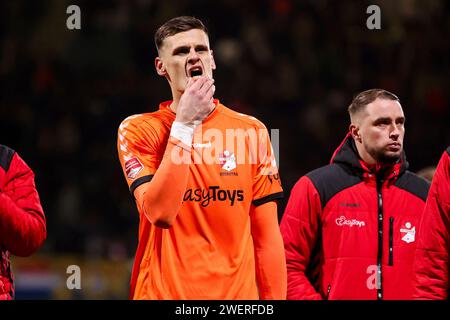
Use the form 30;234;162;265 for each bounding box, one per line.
400;222;415;243
125;156;143;179
219;150;236;172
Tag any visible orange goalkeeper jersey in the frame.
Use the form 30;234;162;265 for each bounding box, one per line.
117;99;283;299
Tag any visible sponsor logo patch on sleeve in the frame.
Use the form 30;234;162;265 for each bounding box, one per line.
125;156;143;179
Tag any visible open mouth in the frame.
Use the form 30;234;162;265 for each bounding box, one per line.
189;66;203;78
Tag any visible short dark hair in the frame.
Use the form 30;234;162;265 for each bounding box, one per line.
348;89;400;119
154;16;208;51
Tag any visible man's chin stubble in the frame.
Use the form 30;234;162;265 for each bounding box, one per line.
377;151;402;164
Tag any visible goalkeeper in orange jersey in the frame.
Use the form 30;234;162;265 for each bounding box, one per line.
117;16;286;299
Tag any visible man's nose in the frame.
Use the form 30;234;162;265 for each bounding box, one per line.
187;49;200;63
390;125;400;140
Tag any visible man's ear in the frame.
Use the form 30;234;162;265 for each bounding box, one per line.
155;57;166;76
210;50;216;70
349;123;362;143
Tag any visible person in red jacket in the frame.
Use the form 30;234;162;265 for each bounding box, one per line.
0;145;46;300
412;147;449;299
280;89;430;300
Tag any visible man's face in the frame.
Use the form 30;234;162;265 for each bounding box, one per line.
358;98;405;164
155;29;216;94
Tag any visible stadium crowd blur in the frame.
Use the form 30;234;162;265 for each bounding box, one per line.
1;0;449;279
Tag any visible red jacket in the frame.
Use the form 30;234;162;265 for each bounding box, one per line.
0;145;46;300
412;147;450;299
280;133;429;300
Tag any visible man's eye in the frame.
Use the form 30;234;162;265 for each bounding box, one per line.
375;120;391;126
196;46;208;53
174;49;189;55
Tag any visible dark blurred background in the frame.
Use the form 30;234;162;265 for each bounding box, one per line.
1;0;449;298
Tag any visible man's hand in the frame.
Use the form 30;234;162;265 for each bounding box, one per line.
175;76;215;126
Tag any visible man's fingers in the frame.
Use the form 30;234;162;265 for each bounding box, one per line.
204;84;215;102
198;78;215;96
185;77;194;89
180;75;215;123
189;76;208;91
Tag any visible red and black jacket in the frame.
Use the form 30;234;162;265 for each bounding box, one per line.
0;145;46;300
281;133;429;300
413;147;450;300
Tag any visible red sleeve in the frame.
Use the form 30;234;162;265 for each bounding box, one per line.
0;153;46;257
413;150;450;299
280;176;323;300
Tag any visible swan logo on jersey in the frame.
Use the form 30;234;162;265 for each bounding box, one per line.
125;156;143;179
219;150;236;172
400;222;415;243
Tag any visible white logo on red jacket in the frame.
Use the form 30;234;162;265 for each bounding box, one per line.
400;222;415;243
335;216;366;227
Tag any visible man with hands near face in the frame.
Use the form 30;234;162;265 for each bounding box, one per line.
117;16;286;300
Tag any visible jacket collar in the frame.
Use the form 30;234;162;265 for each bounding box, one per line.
330;132;408;181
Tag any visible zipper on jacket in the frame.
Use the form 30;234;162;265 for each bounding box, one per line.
376;177;383;300
327;284;331;299
389;217;394;266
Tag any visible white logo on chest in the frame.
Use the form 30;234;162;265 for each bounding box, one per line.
219;150;236;172
335;216;366;227
400;222;415;243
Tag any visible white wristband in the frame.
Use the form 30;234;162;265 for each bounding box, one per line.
170;121;195;147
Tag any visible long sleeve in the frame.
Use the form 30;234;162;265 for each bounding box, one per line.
0;153;46;257
117;116;191;228
412;149;449;299
250;201;287;299
280;176;323;300
135;137;191;228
